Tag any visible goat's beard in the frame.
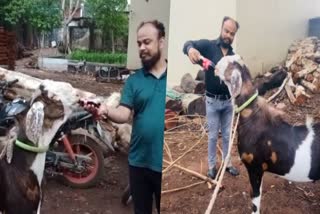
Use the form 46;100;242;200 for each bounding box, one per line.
140;49;161;71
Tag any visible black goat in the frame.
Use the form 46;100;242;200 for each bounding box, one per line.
215;55;320;214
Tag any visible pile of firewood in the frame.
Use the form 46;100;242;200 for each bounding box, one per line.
0;27;16;70
284;37;320;105
166;73;206;117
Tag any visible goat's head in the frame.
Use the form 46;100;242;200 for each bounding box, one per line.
24;80;96;147
215;54;253;98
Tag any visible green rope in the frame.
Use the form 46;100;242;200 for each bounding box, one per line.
15;139;49;153
235;91;259;113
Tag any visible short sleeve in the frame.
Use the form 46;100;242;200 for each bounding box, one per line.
119;76;134;110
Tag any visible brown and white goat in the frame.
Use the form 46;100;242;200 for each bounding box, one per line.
0;80;95;214
215;55;320;214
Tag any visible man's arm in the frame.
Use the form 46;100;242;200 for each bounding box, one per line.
100;74;135;124
99;105;131;124
182;39;210;64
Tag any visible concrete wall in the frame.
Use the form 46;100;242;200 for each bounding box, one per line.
167;0;320;85
126;0;171;70
236;0;320;77
166;0;236;87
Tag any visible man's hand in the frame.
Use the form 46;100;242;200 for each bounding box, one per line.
97;104;109;119
80;99;131;123
187;48;201;64
80;99;102;118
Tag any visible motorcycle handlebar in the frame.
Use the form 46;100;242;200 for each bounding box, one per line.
7;79;19;87
0;79;18;91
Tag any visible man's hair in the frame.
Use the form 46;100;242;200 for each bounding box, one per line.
222;16;240;30
137;20;165;39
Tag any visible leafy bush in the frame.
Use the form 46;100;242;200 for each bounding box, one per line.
70;50;127;65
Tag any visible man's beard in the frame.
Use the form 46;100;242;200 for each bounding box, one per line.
140;50;161;71
219;35;232;49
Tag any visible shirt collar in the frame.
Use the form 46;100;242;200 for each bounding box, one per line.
143;67;167;79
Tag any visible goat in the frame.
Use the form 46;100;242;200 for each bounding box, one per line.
215;55;320;214
102;92;132;152
0;80;94;214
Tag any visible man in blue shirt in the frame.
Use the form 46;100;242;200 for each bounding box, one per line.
86;20;167;214
183;17;240;179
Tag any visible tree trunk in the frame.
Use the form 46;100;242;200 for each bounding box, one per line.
61;0;80;54
40;33;45;48
25;23;33;48
111;30;115;54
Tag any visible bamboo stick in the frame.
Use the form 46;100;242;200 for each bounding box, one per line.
162;132;206;174
163;159;217;184
161;181;205;194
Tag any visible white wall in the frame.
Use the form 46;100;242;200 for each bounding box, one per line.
236;0;320;77
126;0;171;70
167;0;237;87
167;0;320;85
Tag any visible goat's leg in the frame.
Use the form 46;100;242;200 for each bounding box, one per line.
248;167;264;214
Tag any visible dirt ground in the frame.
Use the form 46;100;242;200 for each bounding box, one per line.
13;51;320;214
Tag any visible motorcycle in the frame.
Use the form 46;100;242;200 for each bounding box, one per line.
0;79;115;188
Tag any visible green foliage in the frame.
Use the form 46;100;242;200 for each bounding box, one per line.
70;50;127;65
0;0;61;32
85;0;128;40
27;0;61;32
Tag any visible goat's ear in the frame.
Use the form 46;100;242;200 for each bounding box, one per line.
229;69;242;97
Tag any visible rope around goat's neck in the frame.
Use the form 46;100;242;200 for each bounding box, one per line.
204;111;240;214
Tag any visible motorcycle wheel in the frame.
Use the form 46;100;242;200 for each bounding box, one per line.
60;129;104;188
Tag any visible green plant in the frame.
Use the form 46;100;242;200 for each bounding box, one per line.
70;50;127;65
1;0;61;32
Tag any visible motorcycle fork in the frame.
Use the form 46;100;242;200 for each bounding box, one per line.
61;134;76;162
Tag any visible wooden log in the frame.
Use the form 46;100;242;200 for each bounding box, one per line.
286;49;302;68
254;67;287;96
294;65;317;79
314;70;320;78
194;80;205;94
315;52;320;63
165;109;179;130
294;85;310;105
305;73;315;82
181;94;206;116
166;97;183;113
301;79;319;93
180;73;196;93
195;69;205;81
285;84;296;104
312;77;320;93
172;85;185;93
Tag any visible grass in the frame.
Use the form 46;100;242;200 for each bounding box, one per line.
69;50;127;65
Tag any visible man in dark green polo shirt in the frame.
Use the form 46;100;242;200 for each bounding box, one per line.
86;20;167;214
